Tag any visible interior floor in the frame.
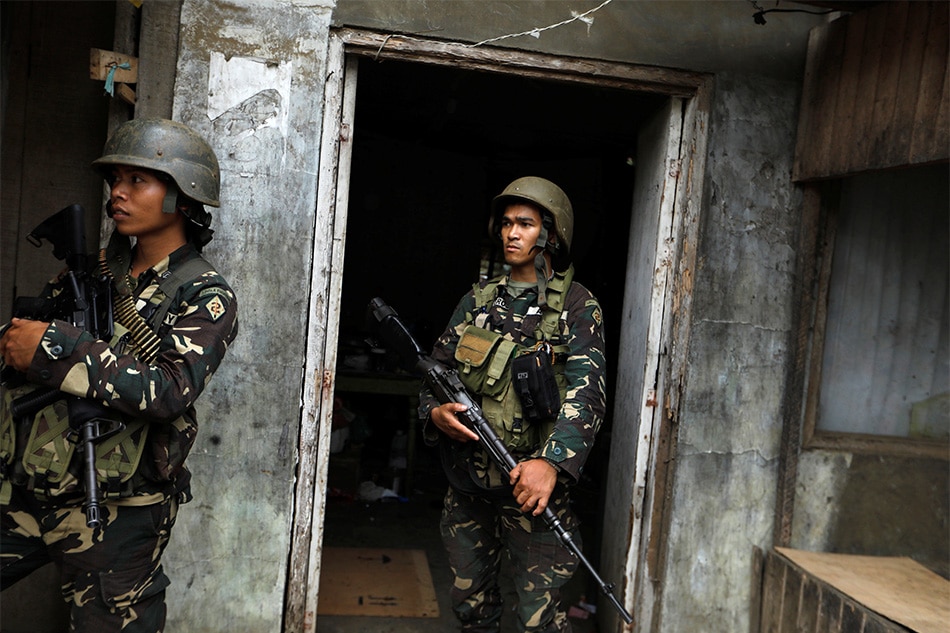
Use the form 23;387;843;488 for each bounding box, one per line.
319;54;657;633
317;434;602;633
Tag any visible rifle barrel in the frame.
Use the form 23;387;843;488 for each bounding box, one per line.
370;297;634;625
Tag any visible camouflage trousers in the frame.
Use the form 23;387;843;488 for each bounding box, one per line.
440;485;580;633
1;484;178;632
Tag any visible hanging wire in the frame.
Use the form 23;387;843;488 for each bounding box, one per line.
371;1;615;57
466;0;615;47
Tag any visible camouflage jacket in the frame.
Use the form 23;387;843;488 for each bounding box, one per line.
420;272;606;490
2;238;238;503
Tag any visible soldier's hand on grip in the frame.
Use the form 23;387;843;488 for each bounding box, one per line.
429;402;480;443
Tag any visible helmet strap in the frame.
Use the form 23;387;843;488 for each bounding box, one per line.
534;219;552;308
162;181;179;215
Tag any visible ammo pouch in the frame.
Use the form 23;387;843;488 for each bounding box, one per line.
454;325;567;453
0;382;148;500
454;325;521;397
511;343;561;423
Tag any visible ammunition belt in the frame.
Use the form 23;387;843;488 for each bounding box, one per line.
98;250;162;363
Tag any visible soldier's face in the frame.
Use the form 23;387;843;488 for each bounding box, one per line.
500;203;544;279
108;165;183;240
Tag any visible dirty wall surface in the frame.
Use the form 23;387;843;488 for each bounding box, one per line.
159;1;828;631
162;1;334;631
659;72;803;632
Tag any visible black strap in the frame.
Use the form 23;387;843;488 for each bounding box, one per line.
151;256;214;331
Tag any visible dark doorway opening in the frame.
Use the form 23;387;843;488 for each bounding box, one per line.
321;55;666;630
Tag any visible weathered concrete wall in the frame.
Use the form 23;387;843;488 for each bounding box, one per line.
163;1;333;630
333;0;826;80
793;452;950;576
658;72;804;632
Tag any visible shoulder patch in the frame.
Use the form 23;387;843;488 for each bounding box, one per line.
585;299;603;326
199;286;231;300
204;295;227;321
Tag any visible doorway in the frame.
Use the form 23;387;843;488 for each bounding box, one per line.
295;28;709;633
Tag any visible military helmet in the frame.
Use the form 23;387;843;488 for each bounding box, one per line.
92;118;220;207
490;176;573;250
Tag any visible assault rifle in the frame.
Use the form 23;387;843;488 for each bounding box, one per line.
5;204;122;528
368;297;634;625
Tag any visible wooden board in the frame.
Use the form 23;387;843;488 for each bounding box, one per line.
775;547;950;633
793;1;949;180
316;547;440;618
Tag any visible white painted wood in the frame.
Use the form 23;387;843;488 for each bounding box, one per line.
304;43;359;625
636;89;710;633
617;98;683;633
290;32;347;631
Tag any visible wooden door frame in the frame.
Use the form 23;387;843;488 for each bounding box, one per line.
284;27;712;633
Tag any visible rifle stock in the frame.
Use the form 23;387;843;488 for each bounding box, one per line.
368;297;633;625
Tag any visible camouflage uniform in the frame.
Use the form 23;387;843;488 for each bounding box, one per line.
421;272;606;633
0;236;238;632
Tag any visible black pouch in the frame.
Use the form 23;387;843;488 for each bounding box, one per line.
511;343;561;423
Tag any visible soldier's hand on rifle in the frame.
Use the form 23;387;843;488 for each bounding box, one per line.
0;318;49;372
429;402;481;443
510;458;558;516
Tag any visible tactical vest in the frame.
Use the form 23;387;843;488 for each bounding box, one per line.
454;266;574;453
0;250;212;504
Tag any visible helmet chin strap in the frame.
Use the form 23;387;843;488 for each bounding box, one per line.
533;217;553;308
162;181;179;214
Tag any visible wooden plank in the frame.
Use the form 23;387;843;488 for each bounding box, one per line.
760;550;788;633
801;17;849;179
887;1;929;166
910;1;949;163
781;563;804;633
793;24;826;181
801;182;840;448
832;9;868;175
776;548;947;633
868;1;909;164
774;184;824;544
795;1;949;179
337;27;708;97
818;587;843;633
847;5;886;174
799;574;822;633
115;82;136;105
840;601;866;633
136;0;180;118
88;47;138;83
622;96;691;632
284;32;348;633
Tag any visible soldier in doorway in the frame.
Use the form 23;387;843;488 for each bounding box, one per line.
421;177;607;632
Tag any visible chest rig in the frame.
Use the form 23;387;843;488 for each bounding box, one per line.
454;266;574;453
0;241;212;502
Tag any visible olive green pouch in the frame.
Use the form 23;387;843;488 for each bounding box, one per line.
454;325;521;398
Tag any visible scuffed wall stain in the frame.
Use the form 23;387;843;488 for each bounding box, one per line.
791;449;853;549
208;52;293;134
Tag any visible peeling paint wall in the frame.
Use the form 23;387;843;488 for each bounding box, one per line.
162;1;334;631
659;72;804;632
